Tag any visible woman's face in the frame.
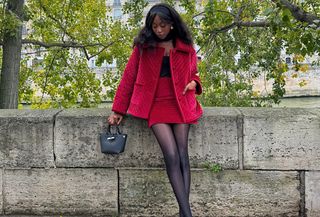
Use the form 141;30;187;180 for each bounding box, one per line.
152;15;172;40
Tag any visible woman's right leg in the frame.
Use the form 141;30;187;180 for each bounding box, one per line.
172;124;191;217
151;123;193;217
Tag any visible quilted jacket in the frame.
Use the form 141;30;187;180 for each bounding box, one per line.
112;38;203;122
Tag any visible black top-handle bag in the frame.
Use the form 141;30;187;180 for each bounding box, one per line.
100;125;127;154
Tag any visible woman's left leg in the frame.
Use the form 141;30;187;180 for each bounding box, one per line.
172;124;191;217
151;123;193;217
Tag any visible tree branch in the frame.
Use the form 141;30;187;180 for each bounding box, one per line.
271;0;320;25
208;0;320;37
212;22;237;34
235;5;245;22
40;50;59;104
87;42;115;59
237;21;270;27
193;9;236;19
22;39;84;48
38;0;76;41
22;39;108;48
198;0;319;38
21;39;115;60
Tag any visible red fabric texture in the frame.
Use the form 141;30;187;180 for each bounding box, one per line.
112;38;203;123
148;77;198;127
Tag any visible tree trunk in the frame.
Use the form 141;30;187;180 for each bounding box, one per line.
0;0;24;109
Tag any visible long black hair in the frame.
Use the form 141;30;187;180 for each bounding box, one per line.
133;3;193;47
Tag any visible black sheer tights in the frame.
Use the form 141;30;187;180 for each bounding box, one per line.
151;123;192;217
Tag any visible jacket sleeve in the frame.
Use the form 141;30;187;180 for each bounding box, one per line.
112;46;140;115
190;48;202;95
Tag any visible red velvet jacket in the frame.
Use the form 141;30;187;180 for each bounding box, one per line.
112;38;203;122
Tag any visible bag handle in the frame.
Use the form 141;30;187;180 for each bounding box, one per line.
107;124;122;134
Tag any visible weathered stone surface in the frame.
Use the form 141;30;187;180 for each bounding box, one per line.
0;216;100;217
0;110;60;168
242;107;320;170
54;108;240;169
119;169;177;217
120;169;300;217
191;170;300;217
54;108;163;168
0;169;3;215
0;216;96;217
189;107;240;168
306;171;320;217
4;168;117;216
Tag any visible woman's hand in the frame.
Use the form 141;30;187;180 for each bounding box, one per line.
107;112;123;125
182;80;197;95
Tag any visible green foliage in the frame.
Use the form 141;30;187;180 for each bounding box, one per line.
122;0;148;28
19;58;34;105
1;0;319;108
19;49;103;108
0;47;2;71
191;0;320;106
0;0;23;38
202;162;223;173
16;0;132;108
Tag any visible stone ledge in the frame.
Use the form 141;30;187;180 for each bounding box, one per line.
0;169;2;215
119;169;300;217
54;108;240;169
3;168;117;216
306;171;320;217
0;216;99;217
0;109;61;168
241;107;320;170
1;107;319;171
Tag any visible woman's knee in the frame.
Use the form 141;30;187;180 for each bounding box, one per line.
163;150;180;166
179;153;190;168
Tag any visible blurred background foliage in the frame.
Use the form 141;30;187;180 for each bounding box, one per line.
0;0;319;108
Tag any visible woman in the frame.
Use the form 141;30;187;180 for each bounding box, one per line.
108;3;203;217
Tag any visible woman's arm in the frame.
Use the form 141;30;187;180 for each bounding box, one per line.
111;46;141;115
190;48;202;95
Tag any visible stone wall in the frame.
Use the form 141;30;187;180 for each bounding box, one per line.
0;108;319;217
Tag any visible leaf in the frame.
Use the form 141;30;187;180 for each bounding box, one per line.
293;54;305;62
263;7;274;16
299;80;308;87
299;64;309;72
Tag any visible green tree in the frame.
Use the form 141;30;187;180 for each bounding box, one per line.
0;0;319;109
0;0;24;109
1;0;136;109
190;0;320;106
111;0;320;107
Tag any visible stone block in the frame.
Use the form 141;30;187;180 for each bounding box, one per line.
0;216;93;217
3;168;117;216
0;110;60;168
119;169;176;216
306;171;320;217
119;169;300;217
54;108;240;169
189;107;240;169
54;108;162;168
191;170;300;217
0;169;2;215
242;108;320;170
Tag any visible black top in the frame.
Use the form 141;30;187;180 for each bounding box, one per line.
160;56;171;77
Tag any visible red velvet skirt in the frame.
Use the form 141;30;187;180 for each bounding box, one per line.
148;77;198;128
